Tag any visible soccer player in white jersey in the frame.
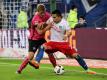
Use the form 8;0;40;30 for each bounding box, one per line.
42;10;96;74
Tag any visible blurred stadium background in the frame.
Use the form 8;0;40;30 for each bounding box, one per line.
0;0;107;80
0;0;107;60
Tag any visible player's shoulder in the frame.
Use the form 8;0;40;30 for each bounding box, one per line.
61;18;67;22
45;12;51;16
46;17;53;24
60;18;69;25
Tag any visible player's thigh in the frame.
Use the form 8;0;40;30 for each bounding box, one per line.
43;41;57;49
57;44;78;57
66;48;78;57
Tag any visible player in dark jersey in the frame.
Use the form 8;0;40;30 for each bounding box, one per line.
16;4;53;74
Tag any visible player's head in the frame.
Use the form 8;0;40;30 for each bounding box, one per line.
71;5;77;12
78;16;86;24
52;10;62;23
21;6;27;12
37;4;46;17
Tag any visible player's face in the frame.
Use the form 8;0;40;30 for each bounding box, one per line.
79;18;85;24
38;10;45;17
52;14;60;23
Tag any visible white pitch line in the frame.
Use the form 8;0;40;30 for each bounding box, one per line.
0;62;107;76
0;62;18;66
0;62;52;70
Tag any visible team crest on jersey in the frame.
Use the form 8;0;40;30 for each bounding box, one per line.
59;26;64;30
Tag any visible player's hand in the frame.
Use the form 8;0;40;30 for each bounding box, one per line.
37;22;46;30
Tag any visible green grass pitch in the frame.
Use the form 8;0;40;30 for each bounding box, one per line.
0;58;107;80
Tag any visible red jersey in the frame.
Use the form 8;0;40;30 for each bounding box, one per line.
28;12;51;40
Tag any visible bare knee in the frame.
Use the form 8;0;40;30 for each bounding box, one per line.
28;52;35;60
72;53;79;58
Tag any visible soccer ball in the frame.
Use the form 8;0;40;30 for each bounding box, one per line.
54;65;64;75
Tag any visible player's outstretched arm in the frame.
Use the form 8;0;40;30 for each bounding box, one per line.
38;22;53;34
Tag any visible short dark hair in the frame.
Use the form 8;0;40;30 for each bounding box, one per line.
52;10;62;17
71;5;77;10
79;16;85;20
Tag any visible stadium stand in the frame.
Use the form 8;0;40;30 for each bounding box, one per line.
0;0;107;59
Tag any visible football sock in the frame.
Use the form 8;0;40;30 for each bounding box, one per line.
35;46;44;63
75;55;88;70
29;60;39;69
17;57;29;72
48;54;57;67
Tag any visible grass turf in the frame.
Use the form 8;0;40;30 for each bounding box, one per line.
0;59;107;80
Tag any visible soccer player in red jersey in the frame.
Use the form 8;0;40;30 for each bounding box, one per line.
16;4;53;74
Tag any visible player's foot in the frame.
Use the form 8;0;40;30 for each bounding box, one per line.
29;60;39;69
86;69;96;74
16;70;21;74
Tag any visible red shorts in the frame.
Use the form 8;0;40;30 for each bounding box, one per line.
44;41;77;56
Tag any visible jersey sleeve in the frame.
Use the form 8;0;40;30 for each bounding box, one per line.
46;17;53;24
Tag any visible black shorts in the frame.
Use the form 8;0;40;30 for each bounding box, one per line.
28;39;46;53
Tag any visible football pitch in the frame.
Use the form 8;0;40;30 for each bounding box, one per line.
0;58;107;80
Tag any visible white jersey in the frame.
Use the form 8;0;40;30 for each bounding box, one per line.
47;17;70;42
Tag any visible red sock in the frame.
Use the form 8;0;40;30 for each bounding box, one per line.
48;54;57;67
17;57;29;72
29;60;39;69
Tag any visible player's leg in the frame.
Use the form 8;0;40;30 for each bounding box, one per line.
59;43;89;71
29;59;39;69
29;46;44;69
67;47;96;74
29;39;46;69
35;45;44;63
72;53;88;70
17;40;39;74
30;39;46;68
72;53;96;74
17;52;34;74
48;53;57;67
54;42;96;74
43;42;57;67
